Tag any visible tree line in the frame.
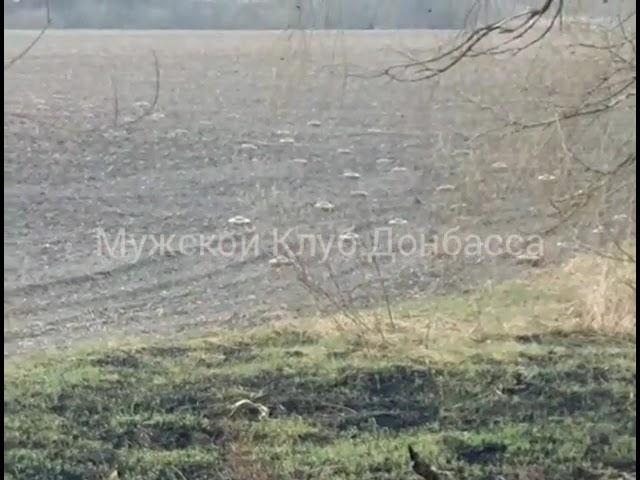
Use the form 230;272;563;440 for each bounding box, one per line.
4;0;508;30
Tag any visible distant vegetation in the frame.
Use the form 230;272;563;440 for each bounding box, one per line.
3;0;617;30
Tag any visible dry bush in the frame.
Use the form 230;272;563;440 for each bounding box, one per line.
283;248;397;345
565;243;636;335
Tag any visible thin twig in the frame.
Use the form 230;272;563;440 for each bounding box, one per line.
111;76;119;128
370;255;395;330
119;49;161;128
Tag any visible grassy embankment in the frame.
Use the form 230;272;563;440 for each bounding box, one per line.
4;256;636;479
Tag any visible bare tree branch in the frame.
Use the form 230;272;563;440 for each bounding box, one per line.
351;0;561;82
555;116;636;175
4;0;51;71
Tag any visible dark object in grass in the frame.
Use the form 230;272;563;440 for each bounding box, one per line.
458;442;507;464
408;445;440;480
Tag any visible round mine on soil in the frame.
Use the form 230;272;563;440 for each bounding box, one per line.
339;232;359;242
436;184;456;192
168;129;189;138
491;161;508;171
537;174;557;182
314;201;335;212
516;254;543;267
343;171;361;180
350;190;369;198
269;256;293;268
449;203;467;211
228;215;252;226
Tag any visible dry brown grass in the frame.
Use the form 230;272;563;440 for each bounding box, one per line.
225;440;278;480
565;244;636;336
293;245;636;365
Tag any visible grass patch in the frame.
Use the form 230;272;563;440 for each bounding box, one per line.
4;273;636;479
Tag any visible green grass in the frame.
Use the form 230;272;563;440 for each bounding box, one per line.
4;279;636;480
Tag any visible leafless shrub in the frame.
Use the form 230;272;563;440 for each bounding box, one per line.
278;239;396;344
